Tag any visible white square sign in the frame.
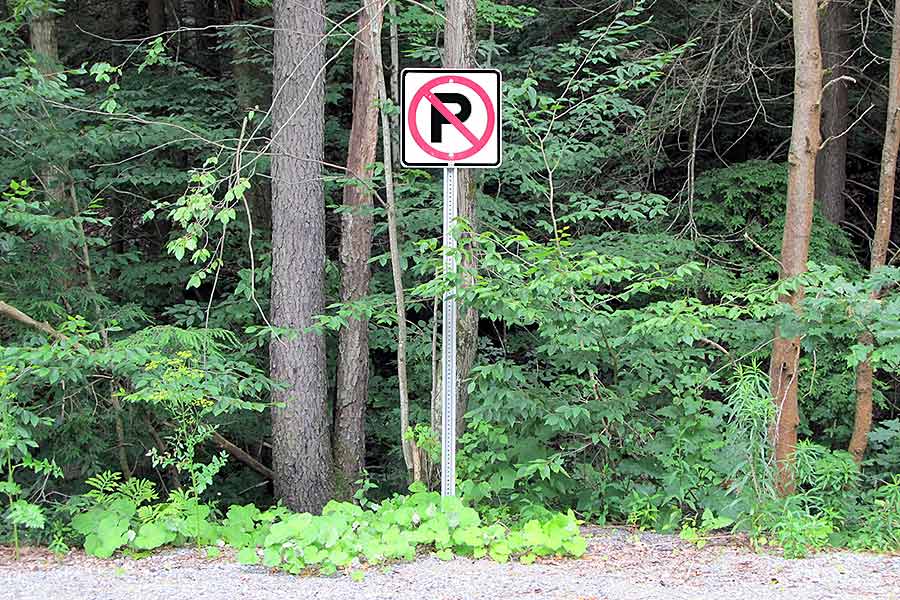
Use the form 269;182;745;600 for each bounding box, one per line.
400;68;502;168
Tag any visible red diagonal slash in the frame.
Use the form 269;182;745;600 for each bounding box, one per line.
424;91;480;147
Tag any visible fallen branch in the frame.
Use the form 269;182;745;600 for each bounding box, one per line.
211;430;274;480
0;300;67;341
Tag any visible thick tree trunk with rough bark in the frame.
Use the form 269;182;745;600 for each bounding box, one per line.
816;0;849;225
333;3;383;494
269;0;333;513
769;0;822;496
849;0;900;463
29;11;58;64
441;0;478;439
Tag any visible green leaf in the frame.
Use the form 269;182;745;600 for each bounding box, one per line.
563;536;587;557
237;547;260;565
133;521;175;550
435;548;453;561
5;500;45;529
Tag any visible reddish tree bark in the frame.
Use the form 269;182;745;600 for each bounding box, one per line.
333;2;383;493
849;0;900;463
769;0;822;495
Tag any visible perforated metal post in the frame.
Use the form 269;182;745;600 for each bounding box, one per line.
441;166;458;497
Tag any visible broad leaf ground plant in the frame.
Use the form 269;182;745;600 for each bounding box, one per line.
70;477;587;574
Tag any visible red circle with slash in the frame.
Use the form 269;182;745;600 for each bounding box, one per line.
407;75;496;162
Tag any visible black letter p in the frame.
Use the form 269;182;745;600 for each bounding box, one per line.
430;93;472;143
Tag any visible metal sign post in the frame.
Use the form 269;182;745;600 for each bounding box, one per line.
441;166;458;498
399;68;502;498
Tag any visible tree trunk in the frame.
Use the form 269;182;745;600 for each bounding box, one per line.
29;10;58;65
441;0;478;440
849;0;900;463
815;0;849;225
229;0;272;230
269;0;333;513
388;0;401;163
29;10;65;201
231;0;269;112
148;0;165;35
30;9;134;479
851;339;875;463
176;0;204;64
769;0;822;496
333;2;383;494
363;0;416;481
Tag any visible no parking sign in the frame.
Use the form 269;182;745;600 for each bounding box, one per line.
399;68;502;499
401;68;502;168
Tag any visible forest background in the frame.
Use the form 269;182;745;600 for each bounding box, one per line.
1;0;899;564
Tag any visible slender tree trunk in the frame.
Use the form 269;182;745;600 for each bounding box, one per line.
333;2;383;494
388;0;401;163
815;0;849;225
30;9;134;479
29;10;65;202
269;0;333;513
230;0;267;112
441;0;478;439
363;0;417;481
851;345;875;463
769;0;822;496
849;0;900;463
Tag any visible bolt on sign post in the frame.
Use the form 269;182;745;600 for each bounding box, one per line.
400;68;502;497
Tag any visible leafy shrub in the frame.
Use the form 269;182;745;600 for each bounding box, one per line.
769;503;835;559
748;445;899;556
679;508;734;548
71;472;217;558
848;476;900;552
0;366;62;557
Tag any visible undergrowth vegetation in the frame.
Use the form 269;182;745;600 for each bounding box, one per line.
67;473;586;574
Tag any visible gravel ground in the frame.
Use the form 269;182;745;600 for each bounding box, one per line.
1;527;898;600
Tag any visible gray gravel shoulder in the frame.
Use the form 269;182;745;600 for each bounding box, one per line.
1;527;898;600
